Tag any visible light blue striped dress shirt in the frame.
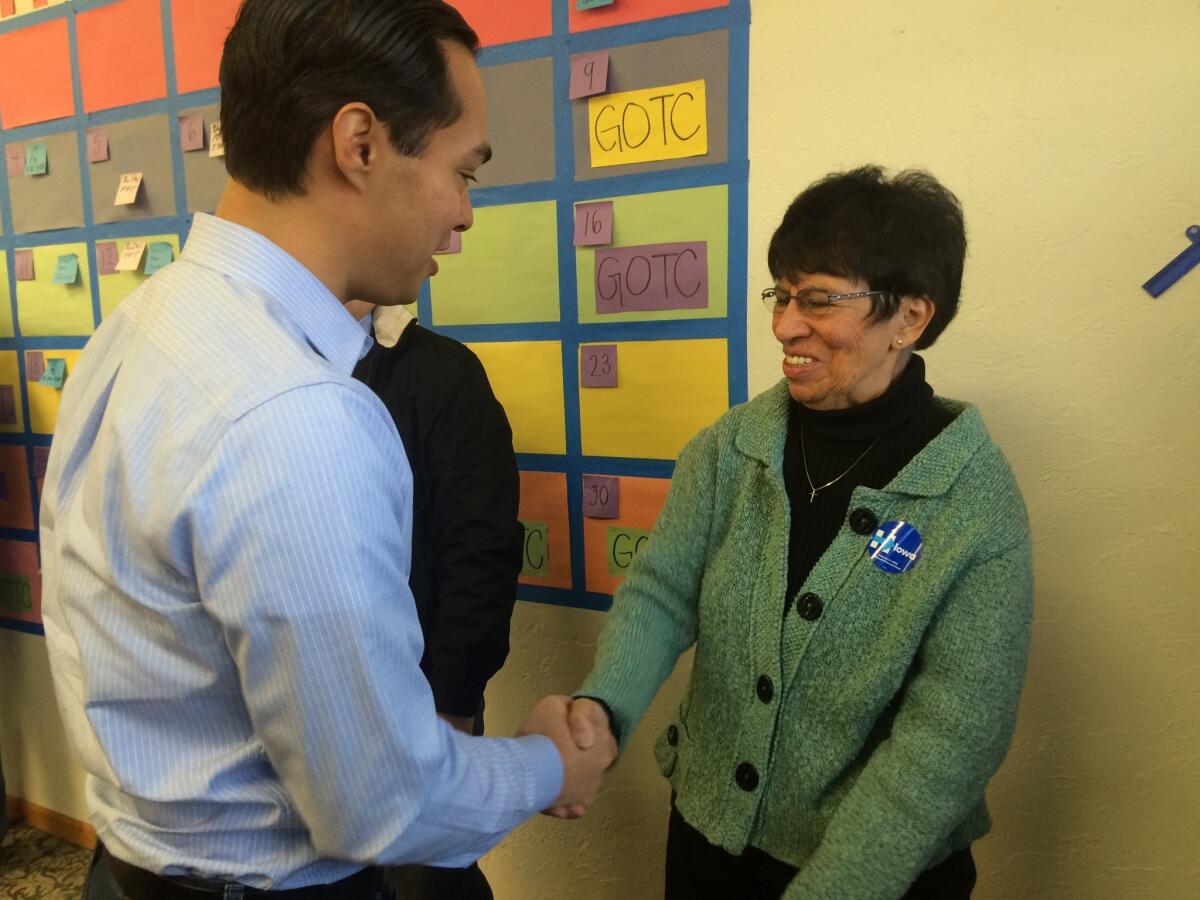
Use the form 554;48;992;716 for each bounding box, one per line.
40;213;562;890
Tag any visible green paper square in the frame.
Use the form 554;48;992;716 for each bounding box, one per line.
39;358;67;389
52;253;80;285
606;526;652;575
143;242;175;276
0;574;33;613
520;519;549;578
24;142;47;177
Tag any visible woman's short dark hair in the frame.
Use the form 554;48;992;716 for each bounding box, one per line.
219;0;480;199
767;166;966;349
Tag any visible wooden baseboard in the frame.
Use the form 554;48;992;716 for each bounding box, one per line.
5;795;96;849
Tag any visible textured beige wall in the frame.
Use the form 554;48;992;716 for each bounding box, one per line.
3;1;1197;898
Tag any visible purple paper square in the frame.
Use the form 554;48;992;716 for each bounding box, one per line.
25;351;45;382
582;475;619;519
96;241;120;275
180;114;206;152
595;241;708;313
573;200;613;247
569;50;610;100
14;249;34;281
6;144;25;177
580;344;617;388
86;129;109;163
33;446;51;479
0;385;15;426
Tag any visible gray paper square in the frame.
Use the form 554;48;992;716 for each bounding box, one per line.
89;115;178;224
7;131;85;234
572;31;728;181
180;104;228;214
476;57;556;188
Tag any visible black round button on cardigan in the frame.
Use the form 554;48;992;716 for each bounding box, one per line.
796;592;823;621
735;762;759;792
756;674;773;703
849;507;878;535
666;724;679;746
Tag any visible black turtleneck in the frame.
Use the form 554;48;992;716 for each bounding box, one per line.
781;355;957;602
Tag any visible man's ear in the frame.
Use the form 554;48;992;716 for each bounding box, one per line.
329;102;382;191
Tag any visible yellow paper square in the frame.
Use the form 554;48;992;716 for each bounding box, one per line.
580;339;728;460
15;243;95;337
0;351;26;435
588;80;708;168
99;235;181;319
466;341;565;455
27;348;82;435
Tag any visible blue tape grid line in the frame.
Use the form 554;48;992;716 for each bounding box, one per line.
0;0;752;630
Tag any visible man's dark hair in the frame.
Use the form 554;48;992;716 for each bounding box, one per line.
767;166;967;349
219;0;480;199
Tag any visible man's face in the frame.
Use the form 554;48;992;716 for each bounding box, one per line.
370;41;490;305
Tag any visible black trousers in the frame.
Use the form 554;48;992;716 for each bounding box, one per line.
665;804;976;899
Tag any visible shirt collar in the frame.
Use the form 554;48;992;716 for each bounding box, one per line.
181;213;372;374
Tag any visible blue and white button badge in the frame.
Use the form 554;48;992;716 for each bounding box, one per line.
868;520;923;574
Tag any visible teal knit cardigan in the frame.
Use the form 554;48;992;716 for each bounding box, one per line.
579;380;1033;900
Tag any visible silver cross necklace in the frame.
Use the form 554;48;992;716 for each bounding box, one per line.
799;423;879;503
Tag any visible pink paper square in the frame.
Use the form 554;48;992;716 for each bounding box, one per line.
86;128;109;163
574;200;614;246
569;50;610;100
582;475;619;519
96;241;120;275
5;144;24;178
180;113;205;152
13;249;34;281
580;344;617;388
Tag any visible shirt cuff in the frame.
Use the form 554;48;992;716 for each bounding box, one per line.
512;733;563;814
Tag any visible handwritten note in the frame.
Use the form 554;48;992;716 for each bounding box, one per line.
569;50;610;100
24;142;47;176
13;249;34;282
209;122;225;157
115;240;147;272
520;520;549;577
6;144;25;177
39;358;67;390
96;241;120;275
51;253;79;286
180;114;205;152
589;80;707;168
114;172;143;206
25;351;45;382
583;475;620;519
606;525;652;575
580;344;618;388
578;0;615;9
594;241;708;313
142;242;175;276
574;200;613;246
86;129;109;163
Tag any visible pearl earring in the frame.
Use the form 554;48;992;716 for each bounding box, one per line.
894;338;903;348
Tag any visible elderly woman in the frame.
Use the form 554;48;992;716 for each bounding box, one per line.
572;166;1033;899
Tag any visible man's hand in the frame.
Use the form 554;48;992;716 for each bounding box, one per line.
566;697;613;752
517;695;617;819
437;712;475;735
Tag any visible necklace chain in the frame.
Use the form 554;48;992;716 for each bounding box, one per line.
799;424;879;503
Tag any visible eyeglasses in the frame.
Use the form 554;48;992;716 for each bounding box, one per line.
761;287;884;315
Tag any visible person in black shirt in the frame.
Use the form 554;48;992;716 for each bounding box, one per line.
350;302;523;900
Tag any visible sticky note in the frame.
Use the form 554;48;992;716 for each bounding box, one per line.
606;526;652;575
208;122;225;157
5;144;24;178
13;250;34;282
594;241;708;313
39;358;66;390
32;447;50;479
87;129;110;163
52;254;80;286
96;241;120;275
180;113;205;152
25;352;45;382
114;172;144;206
583;475;619;519
574;200;613;246
24;142;47;176
0;387;15;427
116;240;147;272
580;344;618;388
589;80;708;168
142;242;174;275
519;520;550;577
578;0;616;8
435;231;462;254
569;50;609;100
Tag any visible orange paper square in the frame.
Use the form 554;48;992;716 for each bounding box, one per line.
570;0;729;33
584;475;670;595
447;0;552;47
517;471;572;590
77;0;168;112
0;20;75;129
171;0;242;94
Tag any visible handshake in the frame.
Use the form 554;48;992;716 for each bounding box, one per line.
517;696;618;820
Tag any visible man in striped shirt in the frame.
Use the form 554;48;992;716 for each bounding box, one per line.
42;3;614;898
